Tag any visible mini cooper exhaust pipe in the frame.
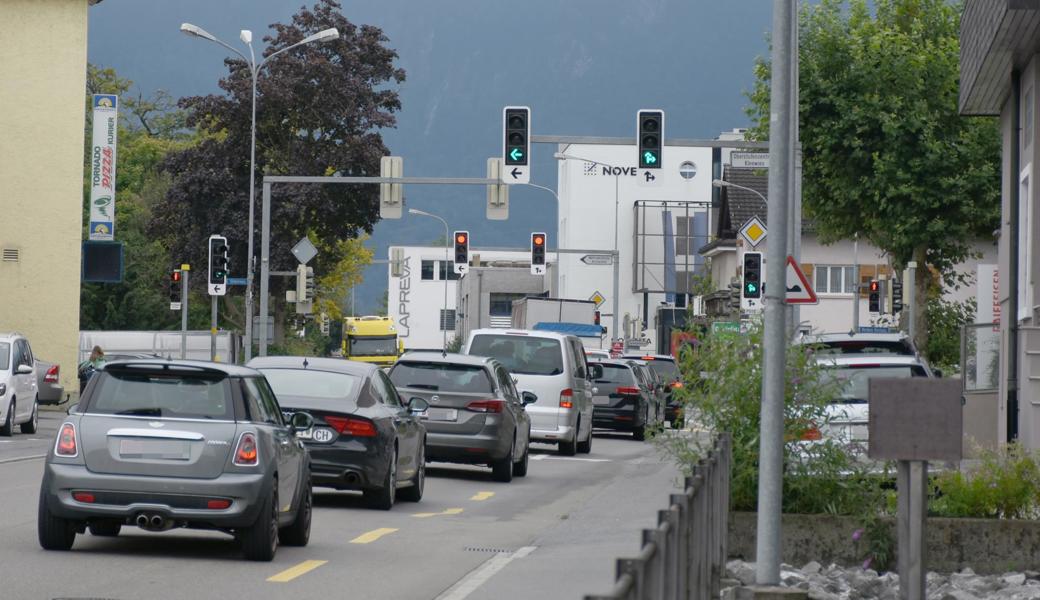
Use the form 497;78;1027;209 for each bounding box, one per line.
135;512;172;531
135;514;149;528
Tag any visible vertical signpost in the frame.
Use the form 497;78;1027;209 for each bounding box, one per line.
88;94;119;241
180;265;190;359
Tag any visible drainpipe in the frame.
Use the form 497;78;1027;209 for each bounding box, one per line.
1008;70;1021;443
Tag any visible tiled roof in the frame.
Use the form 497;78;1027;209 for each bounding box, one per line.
716;167;815;238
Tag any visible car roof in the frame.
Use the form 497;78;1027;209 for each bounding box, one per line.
797;332;910;344
102;359;259;377
0;332;24;342
469;328;573;341
817;355;926;367
396;352;495;368
588;359;633;367
621;353;676;362
247;356;379;376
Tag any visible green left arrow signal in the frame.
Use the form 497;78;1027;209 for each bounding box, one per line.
509;148;523;161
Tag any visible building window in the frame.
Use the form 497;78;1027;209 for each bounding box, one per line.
815;265;857;295
439;261;461;281
675;216;695;255
489;293;526;317
440;309;456;331
421;260;436;280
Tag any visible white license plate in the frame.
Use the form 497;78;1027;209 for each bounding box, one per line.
422;408;458;422
119;439;190;460
593;397;610;406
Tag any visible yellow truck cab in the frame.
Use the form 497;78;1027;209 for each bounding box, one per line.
343;316;404;367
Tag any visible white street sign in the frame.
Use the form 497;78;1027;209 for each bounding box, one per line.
580;254;613;266
731;152;770;168
785;256;818;304
502;164;529;185
637;168;663;188
739;216;767;248
292;237;318;264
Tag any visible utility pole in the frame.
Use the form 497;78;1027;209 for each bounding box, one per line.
852;236;860;332
756;0;795;586
180;265;190;359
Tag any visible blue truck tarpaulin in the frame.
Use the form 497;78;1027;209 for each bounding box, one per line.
532;322;606;338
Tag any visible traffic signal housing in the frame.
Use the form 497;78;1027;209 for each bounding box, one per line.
868;280;880;313
503;107;530;167
531;232;547;275
637;110;664;169
742;252;762;299
207;235;228;296
454;231;470;274
170;269;182;309
304;266;315;302
891;279;903;313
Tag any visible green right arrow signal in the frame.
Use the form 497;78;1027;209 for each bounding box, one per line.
643;151;658;165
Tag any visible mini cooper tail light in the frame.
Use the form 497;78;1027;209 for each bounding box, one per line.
72;491;95;503
233;432;259;466
207;499;232;510
56;423;78;457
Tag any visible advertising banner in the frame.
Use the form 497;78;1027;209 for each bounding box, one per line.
88;94;118;240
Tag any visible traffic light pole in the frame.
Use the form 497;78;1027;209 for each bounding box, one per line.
180;268;189;360
211;296;218;362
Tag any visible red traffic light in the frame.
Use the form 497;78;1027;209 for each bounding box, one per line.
171;270;181;283
533;235;545;246
869;280;879;293
456;233;468;245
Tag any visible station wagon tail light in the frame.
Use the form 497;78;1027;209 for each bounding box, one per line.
466;399;504;413
616;386;641;396
233;432;259;466
44;365;59;383
323;415;377;437
559;388;574;409
55;423;78;457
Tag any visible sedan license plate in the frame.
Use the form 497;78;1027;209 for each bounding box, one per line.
423;408;458;422
119;439;190;460
593;397;610;406
297;427;336;443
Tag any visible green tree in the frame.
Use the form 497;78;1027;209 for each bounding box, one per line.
150;0;404;345
745;0;1000;352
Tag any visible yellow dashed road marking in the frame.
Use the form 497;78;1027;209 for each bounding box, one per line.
267;559;328;582
471;491;495;501
349;527;399;544
412;507;465;518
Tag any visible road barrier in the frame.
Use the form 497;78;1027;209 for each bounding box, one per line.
584;433;731;600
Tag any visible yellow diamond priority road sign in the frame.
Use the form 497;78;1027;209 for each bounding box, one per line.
739;217;767;248
589;291;606;308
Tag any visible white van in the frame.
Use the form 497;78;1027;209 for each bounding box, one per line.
463;329;595;455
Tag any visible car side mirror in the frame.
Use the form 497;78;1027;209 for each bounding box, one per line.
408;397;430;414
589;364;604;380
16;364;33;375
521;391;537;406
289;412;314;432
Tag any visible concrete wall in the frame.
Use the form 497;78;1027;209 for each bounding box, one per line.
0;0;90;394
456;267;546;343
730;512;1040;574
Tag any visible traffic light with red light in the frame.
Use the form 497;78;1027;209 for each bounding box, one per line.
868;280;880;313
531;232;547;275
453;231;469;274
170;269;182;309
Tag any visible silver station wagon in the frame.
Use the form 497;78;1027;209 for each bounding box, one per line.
38;360;314;561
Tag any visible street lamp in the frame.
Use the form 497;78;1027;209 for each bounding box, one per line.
181;22;339;360
713;178;768;204
408;208;451;350
554;151;622;346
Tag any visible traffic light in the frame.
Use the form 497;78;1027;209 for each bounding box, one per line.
868;280;880;313
304;266;315;302
207;235;228;296
637;109;664;169
728;278;741;312
296;263;307;300
891;280;904;313
453;231;470;274
503;107;529;167
169;269;182;309
531;232;547;275
742;252;762;299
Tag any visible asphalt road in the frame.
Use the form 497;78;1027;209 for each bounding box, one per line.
0;410;683;600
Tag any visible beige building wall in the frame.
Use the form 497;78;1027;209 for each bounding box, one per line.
0;0;92;395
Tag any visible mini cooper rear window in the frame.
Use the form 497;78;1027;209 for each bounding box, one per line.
87;370;233;420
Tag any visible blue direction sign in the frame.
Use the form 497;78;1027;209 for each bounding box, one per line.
227;277;248;286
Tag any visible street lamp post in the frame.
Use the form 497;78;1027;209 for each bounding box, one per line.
554;152;622;346
181;23;339;361
408;208;450;350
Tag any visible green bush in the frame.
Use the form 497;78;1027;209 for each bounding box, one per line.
931;443;1040;519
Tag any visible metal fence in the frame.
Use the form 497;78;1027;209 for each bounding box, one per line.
584;433;732;600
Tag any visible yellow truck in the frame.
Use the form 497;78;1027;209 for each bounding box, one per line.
342;316;404;367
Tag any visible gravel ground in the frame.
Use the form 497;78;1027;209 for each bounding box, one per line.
722;560;1040;599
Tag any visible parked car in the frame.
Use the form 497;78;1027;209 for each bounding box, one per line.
388;352;533;482
589;360;659;440
464;329;595;456
585;349;610;361
248;356;427;509
802;355;933;448
623;354;684;428
36;359;64;405
793;332;925;360
38;359;313;561
0;332;40;436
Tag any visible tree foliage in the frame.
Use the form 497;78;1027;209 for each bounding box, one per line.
745;0;1000;347
150;0;404;309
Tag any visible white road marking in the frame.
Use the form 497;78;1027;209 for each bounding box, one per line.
534;456;611;463
433;546;537;600
0;454;46;464
530;454;549;461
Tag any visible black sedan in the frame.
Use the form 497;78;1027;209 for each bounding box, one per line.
248;357;427;510
589;360;659;440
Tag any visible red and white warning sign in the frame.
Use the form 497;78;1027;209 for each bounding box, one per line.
785;256;818;305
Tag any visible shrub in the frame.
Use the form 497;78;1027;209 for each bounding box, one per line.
931;443;1040;519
